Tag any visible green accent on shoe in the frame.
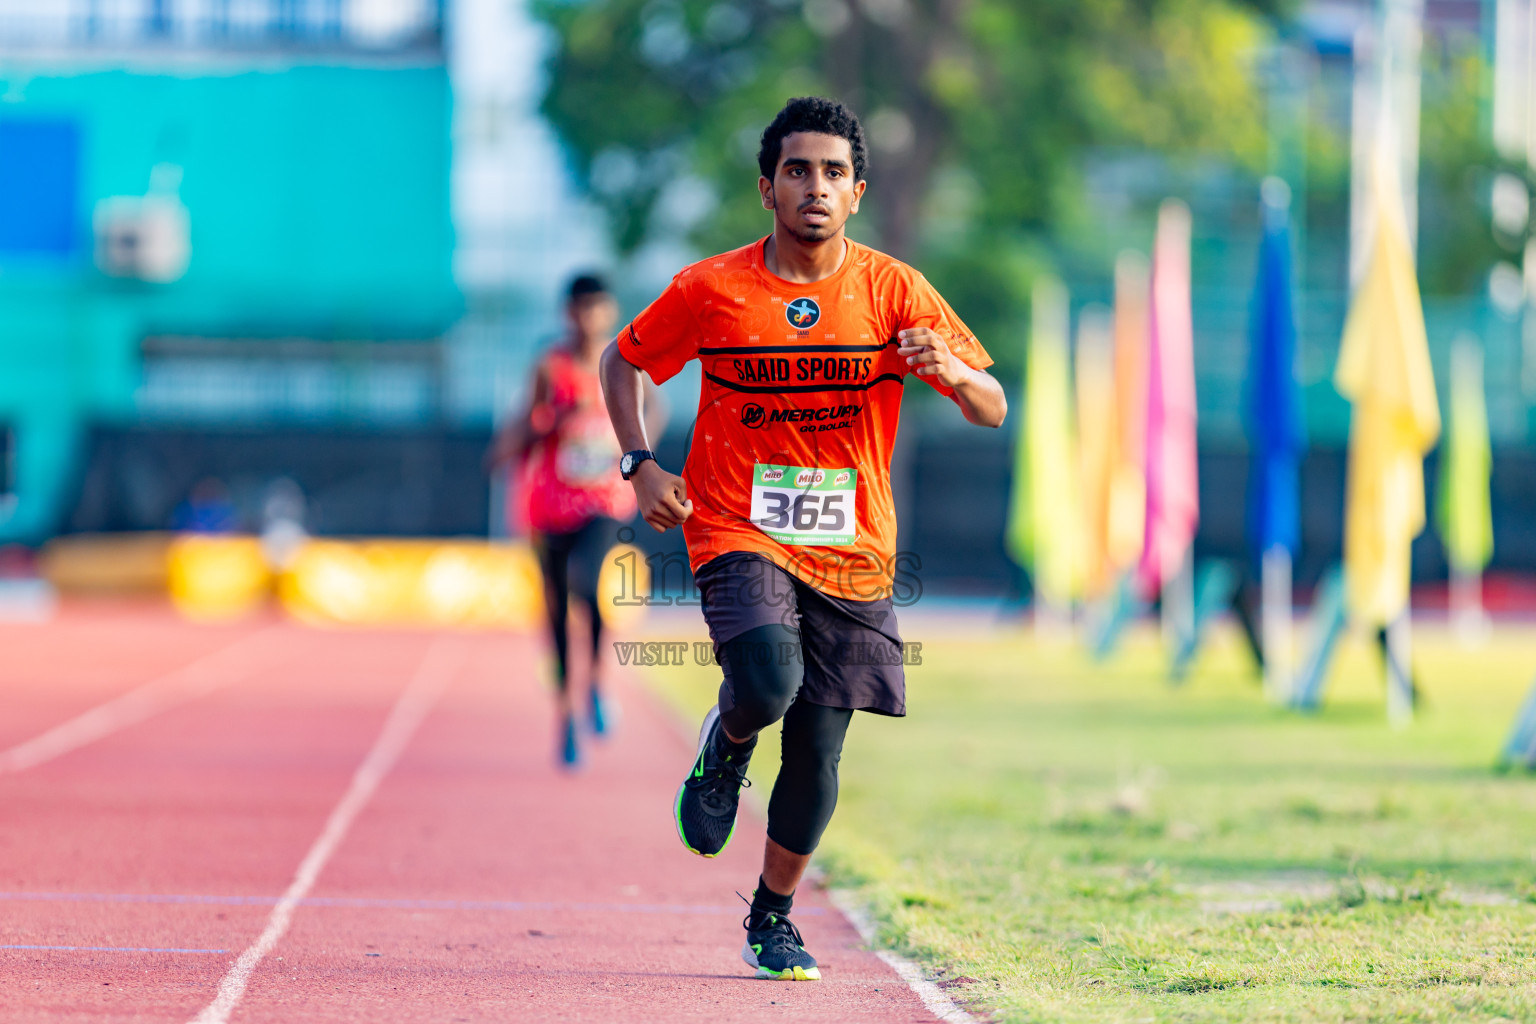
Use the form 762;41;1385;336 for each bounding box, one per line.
673;783;703;856
673;704;746;858
741;907;818;981
672;779;736;858
756;965;821;981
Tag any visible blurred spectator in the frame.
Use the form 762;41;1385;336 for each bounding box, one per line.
260;477;309;570
0;543;35;578
172;477;238;534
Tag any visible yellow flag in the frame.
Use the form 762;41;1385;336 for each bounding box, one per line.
1437;335;1493;573
1006;275;1081;605
1334;157;1440;625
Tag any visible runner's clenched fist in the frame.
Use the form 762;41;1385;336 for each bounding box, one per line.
630;459;693;532
896;327;1007;426
897;328;969;386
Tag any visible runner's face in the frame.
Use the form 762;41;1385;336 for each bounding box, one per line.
568;293;617;342
759;132;864;243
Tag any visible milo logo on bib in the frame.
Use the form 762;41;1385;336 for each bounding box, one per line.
750;463;857;547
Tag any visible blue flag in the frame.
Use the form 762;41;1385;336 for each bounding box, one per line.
1244;191;1305;561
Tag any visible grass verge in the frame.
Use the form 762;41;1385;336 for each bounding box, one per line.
633;615;1536;1023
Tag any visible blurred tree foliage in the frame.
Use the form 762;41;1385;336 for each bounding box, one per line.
536;0;1285;352
1296;34;1501;300
1415;38;1502;297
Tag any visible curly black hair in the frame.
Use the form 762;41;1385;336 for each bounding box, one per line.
757;96;868;182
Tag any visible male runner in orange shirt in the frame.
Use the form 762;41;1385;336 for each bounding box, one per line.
600;96;1006;981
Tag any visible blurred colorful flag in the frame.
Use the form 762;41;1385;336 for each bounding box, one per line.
1244;182;1305;562
1075;305;1117;598
1334;157;1440;626
1006;275;1081;607
1436;335;1492;575
1138;200;1199;597
1107;252;1150;573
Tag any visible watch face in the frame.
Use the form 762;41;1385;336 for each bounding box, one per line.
621;454;634;475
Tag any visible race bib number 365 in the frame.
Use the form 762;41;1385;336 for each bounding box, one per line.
750;464;857;546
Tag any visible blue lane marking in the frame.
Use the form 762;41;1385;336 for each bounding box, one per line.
1;945;229;954
0;892;825;915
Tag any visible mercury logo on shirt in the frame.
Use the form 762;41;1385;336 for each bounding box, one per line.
741;401;864;431
727;402;864;434
765;403;863;426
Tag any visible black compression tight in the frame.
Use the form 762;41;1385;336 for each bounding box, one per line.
534;517;616;694
717;624;854;857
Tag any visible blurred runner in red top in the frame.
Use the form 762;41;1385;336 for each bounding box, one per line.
599;97;1007;982
490;274;659;769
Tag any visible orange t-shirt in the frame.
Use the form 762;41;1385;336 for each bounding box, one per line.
619;236;993;600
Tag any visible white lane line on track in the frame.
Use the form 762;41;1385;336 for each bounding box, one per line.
187;636;467;1024
828;890;979;1024
0;626;287;775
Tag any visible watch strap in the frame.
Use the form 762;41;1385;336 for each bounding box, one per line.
621;449;657;480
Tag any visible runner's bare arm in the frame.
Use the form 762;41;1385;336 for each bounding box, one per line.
896;328;1008;427
600;341;694;532
642;375;670;450
484;363;553;471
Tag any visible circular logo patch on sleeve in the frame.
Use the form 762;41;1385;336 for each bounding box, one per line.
785;297;821;329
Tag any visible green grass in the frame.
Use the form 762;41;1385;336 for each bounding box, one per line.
635;616;1536;1023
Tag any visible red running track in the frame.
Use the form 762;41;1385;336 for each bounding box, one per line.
0;604;949;1023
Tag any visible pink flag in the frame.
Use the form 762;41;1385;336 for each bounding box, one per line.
1139;200;1200;596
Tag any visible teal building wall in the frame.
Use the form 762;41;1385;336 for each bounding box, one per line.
0;61;459;542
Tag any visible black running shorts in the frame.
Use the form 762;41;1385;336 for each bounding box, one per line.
694;551;906;717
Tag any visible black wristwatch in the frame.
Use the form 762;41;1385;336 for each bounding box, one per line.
620;449;657;480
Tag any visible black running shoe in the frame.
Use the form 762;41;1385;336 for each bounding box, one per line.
742;908;821;981
673;704;751;857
